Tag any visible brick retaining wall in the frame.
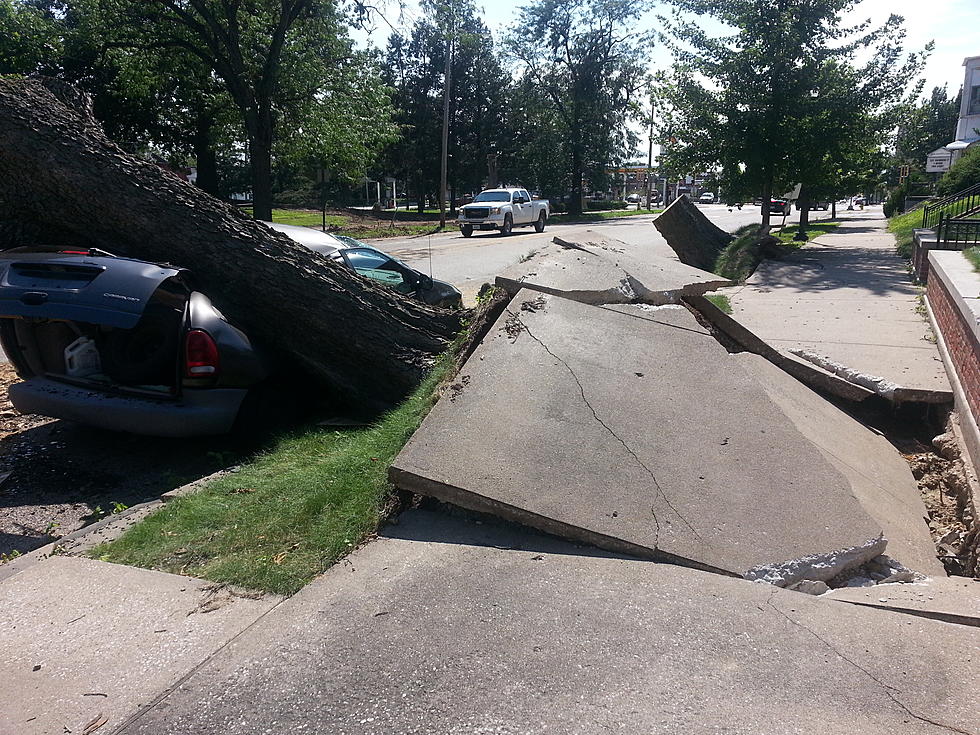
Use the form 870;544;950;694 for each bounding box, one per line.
928;274;980;421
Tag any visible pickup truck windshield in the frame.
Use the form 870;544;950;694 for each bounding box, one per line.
473;191;511;202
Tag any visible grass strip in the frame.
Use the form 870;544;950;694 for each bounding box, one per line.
551;208;663;223
92;349;460;596
888;208;922;259
771;221;840;245
705;294;732;314
965;247;980;273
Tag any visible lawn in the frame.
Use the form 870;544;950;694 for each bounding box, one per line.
771;221;840;246
93;345;461;596
551;208;663;223
965;247;980;273
249;208;442;240
887;208;923;259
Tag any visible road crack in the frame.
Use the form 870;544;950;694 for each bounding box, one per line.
506;308;706;548
763;588;975;735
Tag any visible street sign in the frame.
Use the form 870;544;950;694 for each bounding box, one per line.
926;153;952;173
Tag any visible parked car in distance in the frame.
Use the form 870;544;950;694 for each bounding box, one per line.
0;224;461;437
766;198;791;215
626;193;641;204
796;201;830;210
457;188;550;237
698;192;716;204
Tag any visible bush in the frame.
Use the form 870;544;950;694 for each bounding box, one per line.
883;182;908;218
273;188;319;208
937;145;980;196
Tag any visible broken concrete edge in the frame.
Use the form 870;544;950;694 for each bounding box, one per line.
743;536;887;588
789;349;954;405
387;466;738;579
495;274;732;308
0;467;237;584
683;293;877;403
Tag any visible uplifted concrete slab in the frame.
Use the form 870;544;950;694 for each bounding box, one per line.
728;213;951;402
117;510;980;735
391;289;885;578
734;353;946;578
825;576;980;627
0;556;281;735
495;231;730;305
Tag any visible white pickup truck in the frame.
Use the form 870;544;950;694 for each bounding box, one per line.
457;188;550;237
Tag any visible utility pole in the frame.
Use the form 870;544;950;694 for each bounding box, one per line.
439;4;454;229
645;114;653;211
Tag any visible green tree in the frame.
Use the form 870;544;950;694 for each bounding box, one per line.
98;0;394;220
937;145;980;196
506;0;653;215
658;0;927;229
384;0;507;214
894;86;961;170
0;0;63;75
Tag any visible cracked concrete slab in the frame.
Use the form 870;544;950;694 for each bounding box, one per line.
495;232;730;306
825;577;980;627
722;214;952;403
116;510;980;735
734;353;946;578
390;289;885;578
0;556;282;735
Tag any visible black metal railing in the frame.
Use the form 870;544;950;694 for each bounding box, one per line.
923;182;980;229
937;213;980;247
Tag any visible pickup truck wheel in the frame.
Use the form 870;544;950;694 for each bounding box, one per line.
534;211;546;233
461;224;473;238
500;214;513;236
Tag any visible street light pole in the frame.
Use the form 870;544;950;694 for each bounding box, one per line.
439;5;454;229
646;114;653;211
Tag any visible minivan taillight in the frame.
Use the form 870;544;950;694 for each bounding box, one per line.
184;329;220;378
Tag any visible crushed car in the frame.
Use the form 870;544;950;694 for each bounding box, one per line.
0;224;461;437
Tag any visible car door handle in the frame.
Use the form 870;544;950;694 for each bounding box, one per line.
20;291;48;305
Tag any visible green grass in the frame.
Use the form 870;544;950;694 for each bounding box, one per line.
772;221;840;245
92;351;459;596
713;225;768;282
244;208;442;240
965;247;980;273
705;294;732;314
888;208;924;259
551;208;663;223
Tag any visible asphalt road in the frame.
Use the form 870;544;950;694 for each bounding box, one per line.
370;203;831;305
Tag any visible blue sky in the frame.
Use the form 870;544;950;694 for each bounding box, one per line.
356;0;979;98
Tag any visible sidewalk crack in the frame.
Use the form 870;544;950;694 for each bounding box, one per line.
507;308;706;548
763;588;975;735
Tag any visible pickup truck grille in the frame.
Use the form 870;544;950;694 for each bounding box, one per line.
464;207;489;218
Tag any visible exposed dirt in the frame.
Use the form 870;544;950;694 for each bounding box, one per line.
0;363;242;560
902;430;978;577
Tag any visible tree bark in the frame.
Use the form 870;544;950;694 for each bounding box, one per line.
760;177;773;230
795;188;810;241
569;147;583;216
0;78;461;413
192;114;219;196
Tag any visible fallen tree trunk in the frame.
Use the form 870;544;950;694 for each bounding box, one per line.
0;77;461;413
652;195;733;271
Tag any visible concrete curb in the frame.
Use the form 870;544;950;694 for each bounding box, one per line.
0;467;235;584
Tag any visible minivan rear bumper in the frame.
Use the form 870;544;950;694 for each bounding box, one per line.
9;378;247;437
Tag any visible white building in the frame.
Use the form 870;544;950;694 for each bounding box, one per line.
944;55;980;164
